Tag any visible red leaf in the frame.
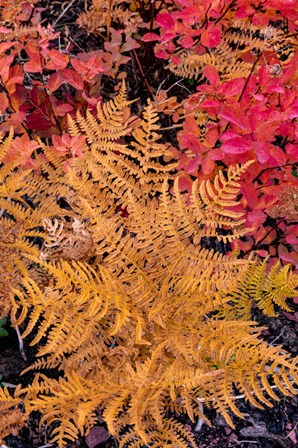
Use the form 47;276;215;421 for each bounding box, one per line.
0;92;9;112
26;113;53;131
247;210;266;227
23;42;43;73
157;13;175;30
278;244;298;267
178;176;192;193
235;5;255;18
0;42;15;53
252;13;269;26
142;32;160;42
181;36;194;49
201;156;215;174
199;99;221;108
61;69;84;90
183;116;198;133
201;26;221;48
208;148;223;160
203;65;220;86
241;184;259;208
54;103;74;116
0;55;14;77
286;234;298;245
46;49;69;70
185;155;202;174
219;78;245;96
47;72;63;93
269;146;287;165
255;141;270;163
221;137;254;154
255;249;269;258
220;103;249;131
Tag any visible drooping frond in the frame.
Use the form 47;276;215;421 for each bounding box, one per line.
0;385;27;444
23;372;103;446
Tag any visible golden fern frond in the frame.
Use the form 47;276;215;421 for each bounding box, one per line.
69;81;132;144
167;50;252;81
189;161;255;241
11;260;124;361
77;0;142;36
0;385;27;443
223;20;295;65
194;321;298;427
66;95;176;207
23;372;102;446
0;127;14;164
220;259;298;320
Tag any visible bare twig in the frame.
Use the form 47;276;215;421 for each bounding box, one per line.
1;382;18;388
15;325;27;362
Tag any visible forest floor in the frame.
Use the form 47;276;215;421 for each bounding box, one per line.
0;1;297;447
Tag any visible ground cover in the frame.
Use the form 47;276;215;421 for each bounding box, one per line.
0;1;297;447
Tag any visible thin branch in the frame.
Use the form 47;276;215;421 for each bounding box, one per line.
53;0;76;27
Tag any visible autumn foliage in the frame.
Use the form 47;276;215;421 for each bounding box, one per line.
0;0;297;446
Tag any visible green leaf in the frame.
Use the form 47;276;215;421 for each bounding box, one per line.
0;327;8;337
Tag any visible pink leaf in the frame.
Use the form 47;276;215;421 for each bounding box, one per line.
221;137;254;154
286;234;298;245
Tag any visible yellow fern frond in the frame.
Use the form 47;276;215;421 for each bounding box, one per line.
0;385;27;444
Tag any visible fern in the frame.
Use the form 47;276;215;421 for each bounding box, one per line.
167;20;294;81
0;88;296;447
